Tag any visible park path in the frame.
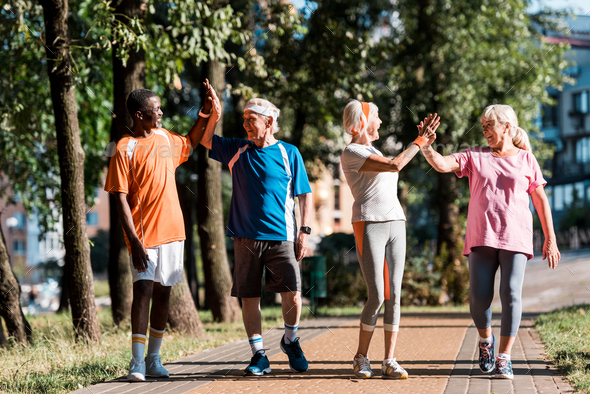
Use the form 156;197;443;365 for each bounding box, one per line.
73;249;590;394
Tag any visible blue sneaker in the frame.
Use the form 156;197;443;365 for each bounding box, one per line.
245;350;271;376
280;335;309;372
494;356;514;379
478;334;496;373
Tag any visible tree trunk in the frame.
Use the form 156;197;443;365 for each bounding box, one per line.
0;216;31;343
0;318;6;347
167;271;204;336
108;0;146;326
178;170;199;305
41;0;101;342
57;267;69;313
197;59;241;323
434;134;468;304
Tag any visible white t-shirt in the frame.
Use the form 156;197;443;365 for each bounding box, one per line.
340;143;406;223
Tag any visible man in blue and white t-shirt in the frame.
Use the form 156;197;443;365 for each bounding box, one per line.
200;97;312;376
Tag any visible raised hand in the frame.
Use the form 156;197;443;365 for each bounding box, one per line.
203;78;221;121
417;113;440;147
202;79;213;113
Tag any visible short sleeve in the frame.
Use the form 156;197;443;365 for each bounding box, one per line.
168;131;192;168
526;153;547;194
451;149;472;178
210;135;250;165
104;143;130;195
341;145;373;173
291;148;312;196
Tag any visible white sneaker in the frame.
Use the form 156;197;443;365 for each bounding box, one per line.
127;357;146;382
382;358;408;379
353;354;374;379
146;353;170;378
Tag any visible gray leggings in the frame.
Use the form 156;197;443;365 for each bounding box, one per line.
469;246;528;337
355;220;406;331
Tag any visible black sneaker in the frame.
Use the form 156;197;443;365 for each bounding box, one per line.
245;350;271;376
280;335;309;372
478;334;496;373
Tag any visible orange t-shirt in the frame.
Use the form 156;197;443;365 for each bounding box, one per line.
104;128;192;252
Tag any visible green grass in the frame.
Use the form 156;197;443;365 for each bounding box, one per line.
0;301;471;393
92;280;110;298
0;307;286;394
535;304;590;392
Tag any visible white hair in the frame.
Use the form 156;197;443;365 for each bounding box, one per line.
480;104;531;151
245;98;280;134
343;100;379;136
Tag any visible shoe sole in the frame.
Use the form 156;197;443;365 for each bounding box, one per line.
354;373;373;379
146;373;169;378
479;365;495;374
495;374;514;379
280;341;309;373
382;373;409;379
245;367;272;376
127;373;145;382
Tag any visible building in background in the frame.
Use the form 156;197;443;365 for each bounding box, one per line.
540;15;590;226
1;186;109;283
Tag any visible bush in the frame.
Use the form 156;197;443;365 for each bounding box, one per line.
317;233;367;307
402;242;442;306
558;206;590;232
317;232;444;307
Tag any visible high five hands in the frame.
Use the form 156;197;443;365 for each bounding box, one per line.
417;113;440;148
202;78;222;121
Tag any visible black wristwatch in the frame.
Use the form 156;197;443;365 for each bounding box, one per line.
299;226;311;235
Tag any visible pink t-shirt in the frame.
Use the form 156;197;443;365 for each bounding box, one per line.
452;147;546;259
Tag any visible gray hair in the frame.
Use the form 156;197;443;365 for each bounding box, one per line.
343;100;379;136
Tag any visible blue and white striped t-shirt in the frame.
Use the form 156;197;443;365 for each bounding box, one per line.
210;135;312;242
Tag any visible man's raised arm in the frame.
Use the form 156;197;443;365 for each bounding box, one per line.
199;80;222;150
186;79;220;149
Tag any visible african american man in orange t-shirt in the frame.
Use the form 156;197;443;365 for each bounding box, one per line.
104;80;221;381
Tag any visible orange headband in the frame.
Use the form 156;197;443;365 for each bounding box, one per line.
351;102;371;136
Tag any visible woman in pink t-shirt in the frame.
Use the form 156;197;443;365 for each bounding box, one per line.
419;105;560;380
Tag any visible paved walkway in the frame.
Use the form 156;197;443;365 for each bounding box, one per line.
72;313;573;394
74;249;590;394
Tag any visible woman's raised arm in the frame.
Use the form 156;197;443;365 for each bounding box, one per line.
418;114;461;173
359;115;439;173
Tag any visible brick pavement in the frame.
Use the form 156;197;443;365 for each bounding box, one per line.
73;312;574;394
186;313;472;394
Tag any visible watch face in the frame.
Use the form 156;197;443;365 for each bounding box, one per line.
300;226;311;234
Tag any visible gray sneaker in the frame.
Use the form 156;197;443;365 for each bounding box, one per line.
353;354;373;379
382;358;408;379
145;353;169;378
127;357;146;382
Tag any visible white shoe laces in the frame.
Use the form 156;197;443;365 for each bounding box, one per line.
355;355;371;371
384;358;404;371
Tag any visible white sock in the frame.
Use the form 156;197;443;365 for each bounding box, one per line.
383;358;395;364
147;327;165;355
480;336;493;343
248;335;264;356
132;334;146;361
498;353;511;360
284;323;298;343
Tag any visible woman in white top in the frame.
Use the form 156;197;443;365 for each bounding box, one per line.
340;100;438;379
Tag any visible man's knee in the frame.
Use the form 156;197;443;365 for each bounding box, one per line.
281;291;301;305
152;283;172;304
133;280;153;299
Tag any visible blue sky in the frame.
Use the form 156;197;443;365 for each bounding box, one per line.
291;0;590;16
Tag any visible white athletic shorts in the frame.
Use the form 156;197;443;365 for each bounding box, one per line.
129;240;184;286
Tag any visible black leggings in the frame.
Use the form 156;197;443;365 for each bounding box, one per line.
468;246;527;337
